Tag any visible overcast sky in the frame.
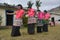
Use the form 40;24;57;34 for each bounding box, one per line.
0;0;60;11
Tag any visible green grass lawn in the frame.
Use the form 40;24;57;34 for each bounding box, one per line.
0;25;60;40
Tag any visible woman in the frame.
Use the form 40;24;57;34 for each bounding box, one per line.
37;10;44;33
51;17;55;26
11;4;24;36
43;10;50;32
27;7;36;34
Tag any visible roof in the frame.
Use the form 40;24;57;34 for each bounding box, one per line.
0;3;17;9
0;3;29;10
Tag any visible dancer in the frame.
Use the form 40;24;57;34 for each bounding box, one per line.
37;10;44;33
43;10;50;32
27;7;36;34
11;4;24;37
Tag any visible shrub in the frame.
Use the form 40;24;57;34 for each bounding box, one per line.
23;16;28;27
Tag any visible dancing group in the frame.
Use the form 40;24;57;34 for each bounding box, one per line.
11;4;50;37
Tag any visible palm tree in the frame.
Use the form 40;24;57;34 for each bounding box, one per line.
36;0;42;10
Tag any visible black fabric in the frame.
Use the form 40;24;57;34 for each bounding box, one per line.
28;23;35;34
51;17;54;22
37;26;42;33
51;17;55;26
11;26;21;37
43;24;48;32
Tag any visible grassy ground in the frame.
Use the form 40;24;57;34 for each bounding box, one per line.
0;25;60;40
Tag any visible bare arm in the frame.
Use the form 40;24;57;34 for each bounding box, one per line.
6;11;16;15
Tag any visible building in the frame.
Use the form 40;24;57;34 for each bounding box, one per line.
0;3;17;26
49;6;60;24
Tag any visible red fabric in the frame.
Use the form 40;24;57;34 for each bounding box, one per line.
15;9;24;19
28;8;35;17
44;13;50;20
37;12;44;19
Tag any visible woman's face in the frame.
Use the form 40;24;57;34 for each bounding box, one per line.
17;6;21;9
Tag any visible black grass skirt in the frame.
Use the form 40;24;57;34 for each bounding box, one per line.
37;26;43;33
11;26;21;37
28;23;35;34
43;24;48;32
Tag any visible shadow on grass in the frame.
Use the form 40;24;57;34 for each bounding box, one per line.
0;26;10;30
0;28;9;30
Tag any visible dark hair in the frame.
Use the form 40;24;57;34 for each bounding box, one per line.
28;6;32;8
17;4;23;9
37;10;41;12
44;10;47;13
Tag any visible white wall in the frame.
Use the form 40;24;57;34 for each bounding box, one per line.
0;8;6;26
50;15;60;21
50;15;60;24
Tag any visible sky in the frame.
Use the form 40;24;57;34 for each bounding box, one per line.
0;0;60;11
